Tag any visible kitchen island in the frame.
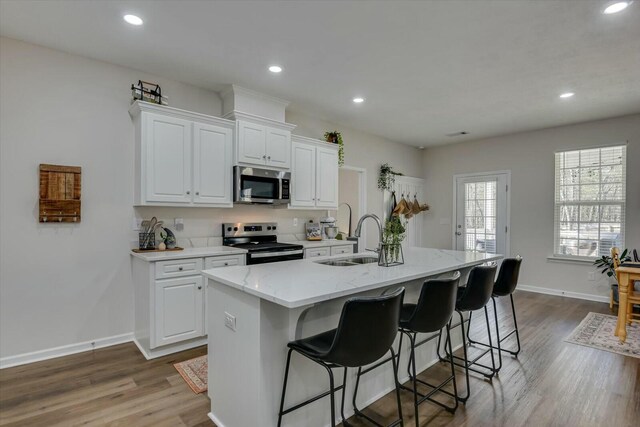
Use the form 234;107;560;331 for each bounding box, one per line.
202;247;501;427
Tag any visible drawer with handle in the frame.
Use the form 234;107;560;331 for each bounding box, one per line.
204;254;245;269
330;245;354;256
304;247;330;258
155;258;203;279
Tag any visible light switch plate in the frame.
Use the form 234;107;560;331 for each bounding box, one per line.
174;217;184;231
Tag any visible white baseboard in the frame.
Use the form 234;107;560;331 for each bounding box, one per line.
0;332;133;369
208;411;226;427
518;284;609;303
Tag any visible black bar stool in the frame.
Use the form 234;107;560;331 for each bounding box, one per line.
437;264;497;403
396;272;461;426
467;257;523;371
277;288;405;427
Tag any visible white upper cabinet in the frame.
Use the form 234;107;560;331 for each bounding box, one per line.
130;101;234;207
315;146;339;208
235;119;292;169
145;113;192;204
193;123;233;205
265;128;291;168
290;136;339;209
291;142;316;207
237;121;267;164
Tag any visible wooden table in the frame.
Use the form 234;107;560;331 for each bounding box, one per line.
614;265;640;343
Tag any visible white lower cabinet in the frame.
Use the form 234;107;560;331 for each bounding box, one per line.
154;276;204;347
304;247;330;258
330;245;354;256
132;252;245;359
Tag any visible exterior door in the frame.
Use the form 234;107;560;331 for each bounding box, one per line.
454;172;510;255
193;122;232;205
145;113;192;203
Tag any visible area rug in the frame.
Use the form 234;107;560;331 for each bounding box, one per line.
174;355;208;394
565;312;639;358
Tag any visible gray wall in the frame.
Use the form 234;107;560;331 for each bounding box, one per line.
421;114;640;298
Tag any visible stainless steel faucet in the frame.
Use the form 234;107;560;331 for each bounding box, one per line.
354;214;384;254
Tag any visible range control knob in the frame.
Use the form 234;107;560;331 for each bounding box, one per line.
267;226;272;230
234;227;239;231
272;226;277;230
227;227;232;232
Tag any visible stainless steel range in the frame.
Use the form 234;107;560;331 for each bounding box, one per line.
222;222;304;265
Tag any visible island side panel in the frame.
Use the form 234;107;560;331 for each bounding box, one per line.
208;278;264;427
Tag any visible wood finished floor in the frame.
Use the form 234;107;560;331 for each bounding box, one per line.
0;291;638;426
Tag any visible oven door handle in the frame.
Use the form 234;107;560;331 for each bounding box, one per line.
251;249;304;258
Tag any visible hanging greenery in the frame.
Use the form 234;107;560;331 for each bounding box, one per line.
377;163;403;191
324;131;344;167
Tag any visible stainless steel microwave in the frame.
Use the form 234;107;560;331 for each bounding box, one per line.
233;166;291;205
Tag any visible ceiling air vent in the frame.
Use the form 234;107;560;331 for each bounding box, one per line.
446;131;469;137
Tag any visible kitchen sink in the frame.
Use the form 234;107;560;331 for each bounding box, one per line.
314;255;379;266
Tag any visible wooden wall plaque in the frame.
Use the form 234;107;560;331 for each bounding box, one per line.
39;164;81;223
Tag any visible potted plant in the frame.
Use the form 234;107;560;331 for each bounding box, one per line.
324;131;344;167
382;216;406;265
378;163;403;192
593;248;631;307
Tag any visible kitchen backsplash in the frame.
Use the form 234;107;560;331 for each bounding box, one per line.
132;205;335;248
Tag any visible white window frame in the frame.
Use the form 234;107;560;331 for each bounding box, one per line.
552;143;627;261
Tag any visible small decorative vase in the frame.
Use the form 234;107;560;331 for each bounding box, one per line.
158;242;166;251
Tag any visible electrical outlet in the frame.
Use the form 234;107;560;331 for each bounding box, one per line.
133;217;142;231
293;217;298;227
224;312;236;331
587;272;595;281
174;217;184;232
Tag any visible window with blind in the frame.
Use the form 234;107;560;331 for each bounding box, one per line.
554;145;626;258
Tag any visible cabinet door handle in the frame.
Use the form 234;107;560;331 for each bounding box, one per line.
267;156;271;160
195;191;200;195
186;191;190;195
263;155;267;159
198;286;202;290
224;262;229;266
178;267;183;271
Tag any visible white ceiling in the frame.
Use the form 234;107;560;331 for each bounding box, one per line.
1;0;639;147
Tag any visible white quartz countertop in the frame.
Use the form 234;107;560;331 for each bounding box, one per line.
130;246;247;262
202;247;501;308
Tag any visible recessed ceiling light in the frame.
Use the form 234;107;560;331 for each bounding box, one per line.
418;146;425;150
268;65;282;73
603;1;630;14
123;14;143;26
559;92;575;98
353;97;365;103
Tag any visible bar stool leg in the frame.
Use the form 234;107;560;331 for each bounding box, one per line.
457;310;471;403
408;333;420;426
277;348;294;427
323;364;337;427
389;347;404;426
444;320;459;413
340;367;348;424
483;306;497;378
491;298;503;371
510;294;522;356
